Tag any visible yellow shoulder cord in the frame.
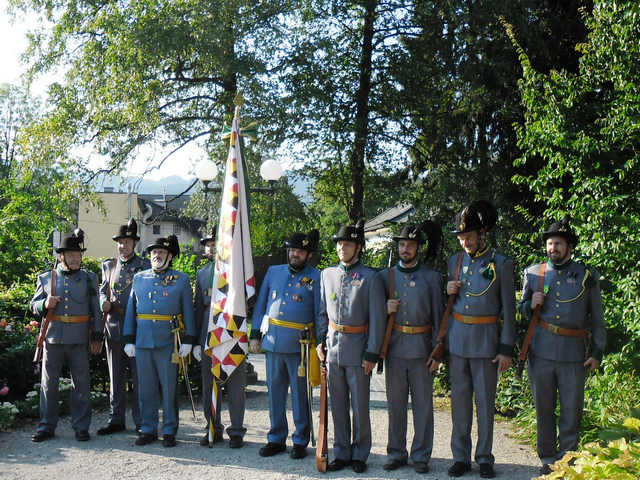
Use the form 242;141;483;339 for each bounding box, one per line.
467;251;497;297
556;269;590;303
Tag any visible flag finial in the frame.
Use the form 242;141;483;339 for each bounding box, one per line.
234;91;244;107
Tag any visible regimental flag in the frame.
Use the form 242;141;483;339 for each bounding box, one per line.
204;104;256;444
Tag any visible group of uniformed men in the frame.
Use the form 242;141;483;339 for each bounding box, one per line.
29;200;606;478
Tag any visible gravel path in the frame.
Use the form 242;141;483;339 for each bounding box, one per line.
1;354;540;479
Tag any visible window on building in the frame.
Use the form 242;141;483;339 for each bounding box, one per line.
153;225;161;235
173;225;181;236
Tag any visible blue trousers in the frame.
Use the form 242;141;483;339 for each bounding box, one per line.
265;351;309;446
136;344;179;436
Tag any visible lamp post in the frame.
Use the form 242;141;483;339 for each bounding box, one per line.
195;158;282;193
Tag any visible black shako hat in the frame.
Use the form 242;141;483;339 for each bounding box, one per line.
452;200;498;234
146;235;180;258
283;229;319;252
200;226;217;246
542;215;579;247
332;220;365;245
393;221;443;263
113;218;140;242
56;229;87;253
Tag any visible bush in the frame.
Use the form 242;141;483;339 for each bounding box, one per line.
540;439;640;479
0;316;41;401
0;401;19;431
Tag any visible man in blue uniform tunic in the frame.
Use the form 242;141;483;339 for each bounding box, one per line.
193;227;246;448
445;201;516;479
316;223;376;474
97;219;149;435
518;216;606;476
30;230;103;443
250;230;321;460
123;235;196;447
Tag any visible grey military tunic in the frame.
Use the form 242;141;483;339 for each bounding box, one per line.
518;259;606;465
317;259;376;463
446;247;516;466
194;263;246;439
100;255;149;428
368;262;445;464
30;267;102;434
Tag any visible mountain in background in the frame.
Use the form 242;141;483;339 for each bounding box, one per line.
94;174;311;201
94;175;195;195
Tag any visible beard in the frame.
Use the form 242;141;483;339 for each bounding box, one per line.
288;255;307;271
151;258;168;271
400;251;418;266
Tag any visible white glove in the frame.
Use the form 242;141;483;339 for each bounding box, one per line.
124;344;136;357
178;343;192;358
193;345;202;362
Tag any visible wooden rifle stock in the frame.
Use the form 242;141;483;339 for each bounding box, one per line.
34;263;58;362
428;253;464;364
376;264;396;374
515;263;547;380
316;354;328;472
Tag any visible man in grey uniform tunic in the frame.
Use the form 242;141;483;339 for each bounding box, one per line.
30;230;102;442
367;222;445;474
316;222;376;474
97;219;149;435
193;227;246;448
445;201;516;478
518;216;606;476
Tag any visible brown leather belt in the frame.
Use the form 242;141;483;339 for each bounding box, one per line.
537;320;587;337
392;324;431;334
113;307;126;315
329;320;368;334
52;314;91;323
453;312;499;324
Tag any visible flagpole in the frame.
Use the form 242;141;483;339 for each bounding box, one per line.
205;92;256;447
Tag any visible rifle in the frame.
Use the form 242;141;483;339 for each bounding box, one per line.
34;260;58;363
428;252;464;364
376;250;395;374
515;263;546;380
316;349;328;473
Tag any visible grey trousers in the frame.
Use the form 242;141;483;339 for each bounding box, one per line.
105;337;141;427
528;352;586;465
327;362;371;462
385;356;434;464
201;352;247;438
38;342;92;434
449;354;498;466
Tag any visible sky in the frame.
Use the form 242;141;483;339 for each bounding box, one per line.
0;4;205;181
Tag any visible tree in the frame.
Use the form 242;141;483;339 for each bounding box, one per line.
0;84;78;286
10;0;296;180
512;0;640;363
